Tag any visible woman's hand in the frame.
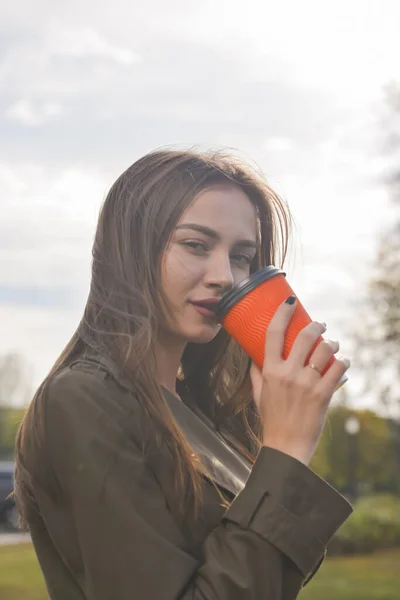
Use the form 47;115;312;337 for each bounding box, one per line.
250;296;350;466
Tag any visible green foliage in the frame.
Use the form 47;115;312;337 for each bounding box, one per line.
329;494;400;555
3;407;25;448
311;407;400;495
0;407;25;458
0;352;31;458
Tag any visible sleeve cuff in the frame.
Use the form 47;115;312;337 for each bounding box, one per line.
223;446;353;579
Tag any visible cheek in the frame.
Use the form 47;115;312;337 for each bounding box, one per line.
232;266;252;287
162;248;204;293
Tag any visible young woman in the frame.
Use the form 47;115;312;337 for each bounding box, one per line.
15;149;352;600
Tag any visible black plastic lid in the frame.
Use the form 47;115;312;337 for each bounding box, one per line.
216;265;285;320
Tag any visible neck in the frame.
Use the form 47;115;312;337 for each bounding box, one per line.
154;332;186;396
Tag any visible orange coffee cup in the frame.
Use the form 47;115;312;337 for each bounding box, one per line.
216;266;347;390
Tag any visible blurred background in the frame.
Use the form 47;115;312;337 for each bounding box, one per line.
1;1;399;598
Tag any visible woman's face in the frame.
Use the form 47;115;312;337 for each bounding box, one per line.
160;185;258;345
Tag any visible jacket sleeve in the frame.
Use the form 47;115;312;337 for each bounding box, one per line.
37;370;352;600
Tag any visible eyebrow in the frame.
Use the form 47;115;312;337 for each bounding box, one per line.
175;223;257;249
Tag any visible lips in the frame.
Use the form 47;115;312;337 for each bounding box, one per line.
190;299;220;310
190;300;219;318
191;303;217;311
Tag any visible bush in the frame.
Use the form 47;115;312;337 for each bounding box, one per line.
329;494;400;555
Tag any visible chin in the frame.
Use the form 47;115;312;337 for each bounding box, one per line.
184;325;221;344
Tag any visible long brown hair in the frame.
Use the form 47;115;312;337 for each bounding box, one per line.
14;148;292;528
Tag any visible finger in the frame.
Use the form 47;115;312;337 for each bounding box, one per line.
321;356;351;392
264;295;297;365
287;321;327;367
307;339;339;372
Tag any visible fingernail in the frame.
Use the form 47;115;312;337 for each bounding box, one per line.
285;295;296;305
337;355;350;368
328;340;339;351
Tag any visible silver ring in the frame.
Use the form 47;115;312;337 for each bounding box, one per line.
307;363;322;376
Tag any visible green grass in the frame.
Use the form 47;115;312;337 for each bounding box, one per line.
0;543;47;600
0;543;399;599
300;548;400;600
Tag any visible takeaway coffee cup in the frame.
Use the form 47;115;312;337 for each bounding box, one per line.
215;266;347;390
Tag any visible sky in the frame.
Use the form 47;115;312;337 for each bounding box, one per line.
1;0;399;408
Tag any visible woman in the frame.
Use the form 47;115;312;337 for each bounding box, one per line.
15;149;352;600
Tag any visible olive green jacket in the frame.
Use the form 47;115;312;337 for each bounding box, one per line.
27;358;352;599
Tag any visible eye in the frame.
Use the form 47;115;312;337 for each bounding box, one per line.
231;253;254;266
181;240;209;254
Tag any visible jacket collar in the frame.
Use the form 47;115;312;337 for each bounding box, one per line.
70;354;251;497
161;386;251;497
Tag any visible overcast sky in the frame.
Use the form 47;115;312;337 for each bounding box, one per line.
1;0;399;408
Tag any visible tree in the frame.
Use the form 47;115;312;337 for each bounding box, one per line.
0;353;31;407
311;407;399;495
355;84;400;415
0;353;31;457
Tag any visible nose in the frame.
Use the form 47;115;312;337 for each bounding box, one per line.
203;251;234;293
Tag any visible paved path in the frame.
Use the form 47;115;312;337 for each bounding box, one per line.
0;532;31;545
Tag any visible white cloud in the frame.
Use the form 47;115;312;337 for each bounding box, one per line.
195;0;400;102
0;304;82;389
43;102;63;117
0;161;105;290
49;27;140;65
6;99;64;126
263;137;294;153
1;0;399;410
0;163;26;193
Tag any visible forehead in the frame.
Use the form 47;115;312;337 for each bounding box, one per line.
179;185;257;240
